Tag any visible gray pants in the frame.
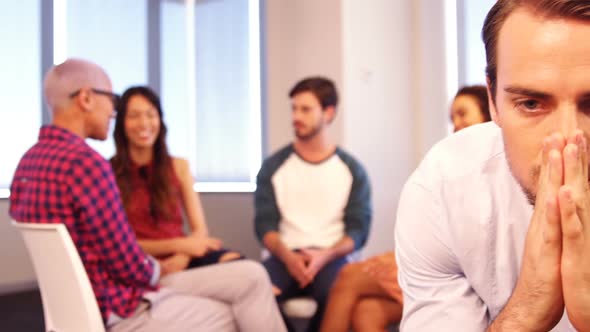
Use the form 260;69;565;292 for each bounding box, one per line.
108;260;287;332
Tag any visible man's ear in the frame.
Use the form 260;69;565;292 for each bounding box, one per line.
486;77;500;127
324;105;336;124
75;87;93;112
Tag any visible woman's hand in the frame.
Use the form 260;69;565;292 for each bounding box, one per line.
176;234;223;257
160;253;191;275
363;252;403;303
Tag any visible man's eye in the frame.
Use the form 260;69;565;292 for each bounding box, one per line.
515;99;543;113
522;100;538;109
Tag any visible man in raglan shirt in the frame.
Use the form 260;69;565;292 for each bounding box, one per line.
254;77;372;332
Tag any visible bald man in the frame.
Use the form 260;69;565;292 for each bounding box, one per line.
10;59;286;332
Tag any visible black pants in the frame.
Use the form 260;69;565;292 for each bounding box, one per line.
262;251;348;332
187;248;244;269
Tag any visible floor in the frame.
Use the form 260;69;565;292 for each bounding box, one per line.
0;290;399;332
0;290;44;332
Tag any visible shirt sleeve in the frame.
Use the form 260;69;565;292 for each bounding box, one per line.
343;160;372;250
394;179;490;331
147;255;160;286
70;155;157;288
254;162;281;243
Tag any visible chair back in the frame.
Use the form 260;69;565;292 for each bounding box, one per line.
12;220;105;332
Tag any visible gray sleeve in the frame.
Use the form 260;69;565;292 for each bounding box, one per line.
341;153;372;250
254;146;293;244
254;162;281;244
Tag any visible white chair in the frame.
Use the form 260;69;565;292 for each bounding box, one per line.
12;220;105;332
281;296;317;318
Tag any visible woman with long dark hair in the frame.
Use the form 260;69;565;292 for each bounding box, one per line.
111;86;241;274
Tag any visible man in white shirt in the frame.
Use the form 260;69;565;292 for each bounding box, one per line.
255;77;372;331
395;0;590;331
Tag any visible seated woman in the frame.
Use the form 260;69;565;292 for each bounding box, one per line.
322;86;492;332
449;84;491;132
320;252;402;332
110;86;242;275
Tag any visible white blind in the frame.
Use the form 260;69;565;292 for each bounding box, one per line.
0;0;42;189
161;0;261;184
459;0;496;85
64;0;148;158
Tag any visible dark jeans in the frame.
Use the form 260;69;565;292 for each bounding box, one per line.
187;248;244;269
263;250;348;332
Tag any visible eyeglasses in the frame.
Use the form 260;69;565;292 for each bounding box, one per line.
69;88;121;113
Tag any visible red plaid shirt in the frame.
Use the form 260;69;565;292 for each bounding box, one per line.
10;125;158;324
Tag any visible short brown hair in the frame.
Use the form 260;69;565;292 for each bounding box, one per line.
482;0;590;101
289;77;338;109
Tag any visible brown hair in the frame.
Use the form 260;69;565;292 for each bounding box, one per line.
482;0;590;101
110;86;175;221
289;77;338;110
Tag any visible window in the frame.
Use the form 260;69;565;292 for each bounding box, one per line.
1;0;262;198
61;0;148;158
457;0;496;86
0;0;42;195
161;0;261;191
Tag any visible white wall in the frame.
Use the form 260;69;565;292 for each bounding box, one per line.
411;0;451;160
341;0;415;256
0;200;36;294
265;0;344;152
266;0;450;256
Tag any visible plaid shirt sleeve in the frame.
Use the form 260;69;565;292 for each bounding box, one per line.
69;153;157;287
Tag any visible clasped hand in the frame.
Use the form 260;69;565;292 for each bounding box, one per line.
285;248;333;289
515;130;590;331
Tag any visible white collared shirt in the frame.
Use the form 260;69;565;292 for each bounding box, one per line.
394;122;575;331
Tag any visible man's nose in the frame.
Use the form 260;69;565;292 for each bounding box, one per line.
292;109;302;120
557;104;579;137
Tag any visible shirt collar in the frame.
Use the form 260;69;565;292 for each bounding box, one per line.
39;125;86;146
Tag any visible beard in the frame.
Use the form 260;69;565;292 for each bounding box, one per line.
508;150;590;207
294;121;323;141
523;165;540;206
504;144;539;207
